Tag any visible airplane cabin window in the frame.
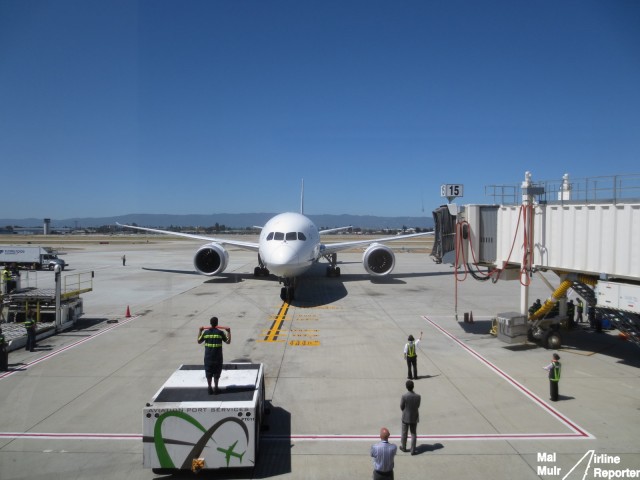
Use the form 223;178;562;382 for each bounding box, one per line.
286;232;297;241
266;232;274;241
298;232;306;240
274;232;284;240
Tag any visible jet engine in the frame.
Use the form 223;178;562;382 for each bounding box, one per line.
363;243;395;276
193;243;229;275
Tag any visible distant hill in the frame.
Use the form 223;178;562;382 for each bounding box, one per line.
0;213;434;230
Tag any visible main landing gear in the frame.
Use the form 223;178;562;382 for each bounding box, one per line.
325;253;341;277
254;255;270;277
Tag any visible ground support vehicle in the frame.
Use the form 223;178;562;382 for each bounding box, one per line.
0;245;67;270
143;363;266;474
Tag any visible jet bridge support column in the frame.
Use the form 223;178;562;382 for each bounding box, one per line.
55;265;61;332
520;172;533;317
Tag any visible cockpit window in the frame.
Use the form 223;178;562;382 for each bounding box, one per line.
274;232;284;241
266;232;274;241
286;232;297;241
298;232;306;240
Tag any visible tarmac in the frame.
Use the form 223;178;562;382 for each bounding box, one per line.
1;237;639;479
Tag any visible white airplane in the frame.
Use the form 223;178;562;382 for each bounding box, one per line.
117;212;432;302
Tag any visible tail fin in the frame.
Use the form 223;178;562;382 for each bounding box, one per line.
300;179;304;215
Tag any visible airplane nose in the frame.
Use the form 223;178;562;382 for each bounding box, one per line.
268;244;298;267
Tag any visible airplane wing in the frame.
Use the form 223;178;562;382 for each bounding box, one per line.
319;226;353;235
320;231;433;256
116;223;260;252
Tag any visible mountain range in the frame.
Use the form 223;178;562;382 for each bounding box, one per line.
1;213;435;230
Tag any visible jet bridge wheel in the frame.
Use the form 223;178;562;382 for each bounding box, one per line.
543;330;562;350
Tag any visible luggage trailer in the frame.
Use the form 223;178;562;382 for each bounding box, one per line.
143;363;266;474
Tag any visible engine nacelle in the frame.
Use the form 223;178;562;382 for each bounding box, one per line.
363;243;395;276
194;243;229;276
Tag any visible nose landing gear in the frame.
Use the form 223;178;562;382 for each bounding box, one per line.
279;277;296;302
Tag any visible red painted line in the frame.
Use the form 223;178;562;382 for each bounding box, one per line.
0;314;593;443
422;315;594;439
0;315;140;380
0;432;587;442
0;432;141;440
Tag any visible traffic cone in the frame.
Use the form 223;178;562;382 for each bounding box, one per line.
125;306;131;318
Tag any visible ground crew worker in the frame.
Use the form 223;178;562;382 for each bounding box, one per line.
1;266;11;294
543;353;561;401
0;327;8;371
197;316;231;394
24;309;37;352
566;300;575;328
404;331;423;380
576;298;584;323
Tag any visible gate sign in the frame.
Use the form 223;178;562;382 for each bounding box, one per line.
440;184;464;198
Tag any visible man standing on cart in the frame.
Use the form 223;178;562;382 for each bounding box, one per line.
198;316;231;394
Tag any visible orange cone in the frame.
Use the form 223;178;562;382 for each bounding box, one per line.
126;306;131;318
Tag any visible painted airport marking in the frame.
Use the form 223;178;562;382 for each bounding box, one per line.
1;314;593;443
0;432;590;442
259;302;289;343
259;302;321;346
0;315;141;381
422;314;594;440
288;340;321;347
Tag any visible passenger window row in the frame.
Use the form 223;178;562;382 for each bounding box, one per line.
266;232;307;241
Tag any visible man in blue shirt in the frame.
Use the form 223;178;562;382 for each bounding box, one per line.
370;427;397;479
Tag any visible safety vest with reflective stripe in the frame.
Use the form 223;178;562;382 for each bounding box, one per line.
407;341;416;358
24;317;36;329
549;361;561;382
199;329;225;349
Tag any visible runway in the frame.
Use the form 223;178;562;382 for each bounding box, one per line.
1;237;639;479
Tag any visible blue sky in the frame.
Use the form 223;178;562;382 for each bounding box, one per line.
1;0;639;219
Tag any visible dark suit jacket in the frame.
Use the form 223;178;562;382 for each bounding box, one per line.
401;390;421;424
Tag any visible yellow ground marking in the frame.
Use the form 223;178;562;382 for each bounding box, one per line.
288;340;321;347
261;302;323;345
261;301;289;342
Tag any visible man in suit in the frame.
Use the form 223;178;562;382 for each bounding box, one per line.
400;379;421;455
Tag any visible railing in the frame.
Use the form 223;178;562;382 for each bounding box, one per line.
485;173;640;205
62;271;93;298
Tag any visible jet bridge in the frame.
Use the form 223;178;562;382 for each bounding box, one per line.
433;172;640;348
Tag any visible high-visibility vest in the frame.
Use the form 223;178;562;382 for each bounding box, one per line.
549;361;561;382
24;317;36;329
407;341;416;358
199;329;225;348
1;270;10;281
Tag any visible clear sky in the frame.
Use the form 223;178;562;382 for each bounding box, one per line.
1;0;639;219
